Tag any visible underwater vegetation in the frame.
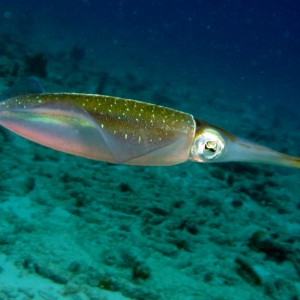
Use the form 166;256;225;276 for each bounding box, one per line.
25;53;48;78
69;46;85;63
69;46;85;70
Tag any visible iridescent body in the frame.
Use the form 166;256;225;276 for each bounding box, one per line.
0;93;195;165
0;79;299;168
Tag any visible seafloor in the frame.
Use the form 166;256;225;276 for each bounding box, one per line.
0;29;300;300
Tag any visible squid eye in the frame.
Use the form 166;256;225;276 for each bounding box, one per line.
191;129;225;161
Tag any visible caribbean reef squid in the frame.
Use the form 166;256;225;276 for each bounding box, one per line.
0;78;299;168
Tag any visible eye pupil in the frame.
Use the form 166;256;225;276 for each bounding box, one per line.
205;141;217;152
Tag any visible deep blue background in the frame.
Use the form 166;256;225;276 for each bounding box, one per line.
0;0;299;112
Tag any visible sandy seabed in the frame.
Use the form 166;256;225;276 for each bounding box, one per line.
0;30;299;300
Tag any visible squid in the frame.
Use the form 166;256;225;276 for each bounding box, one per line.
0;78;299;168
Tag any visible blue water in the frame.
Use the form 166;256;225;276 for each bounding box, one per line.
0;1;299;299
1;0;299;108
